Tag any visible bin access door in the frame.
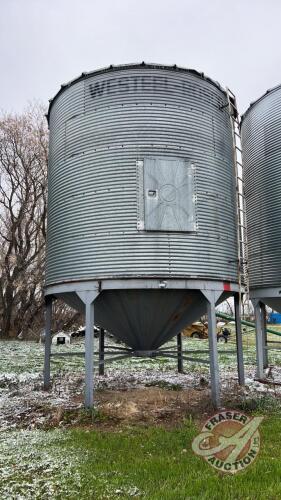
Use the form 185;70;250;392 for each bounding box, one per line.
143;157;196;232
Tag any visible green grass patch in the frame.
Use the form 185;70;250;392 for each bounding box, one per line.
59;407;116;427
145;380;183;391
64;419;281;499
2;415;281;499
235;394;281;415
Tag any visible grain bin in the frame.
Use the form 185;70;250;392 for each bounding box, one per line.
241;84;281;377
44;63;244;407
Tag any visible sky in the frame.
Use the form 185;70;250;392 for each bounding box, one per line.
0;0;280;115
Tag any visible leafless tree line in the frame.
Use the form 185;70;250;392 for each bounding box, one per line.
0;104;79;339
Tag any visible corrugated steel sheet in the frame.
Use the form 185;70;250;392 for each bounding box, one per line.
241;86;281;289
46;64;238;286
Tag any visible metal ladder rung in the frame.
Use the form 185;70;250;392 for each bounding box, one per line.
232;116;240;125
227;87;250;312
227;87;236;98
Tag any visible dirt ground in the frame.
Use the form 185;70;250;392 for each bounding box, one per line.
97;386;210;423
2;369;280;432
39;383;249;430
2;339;281;432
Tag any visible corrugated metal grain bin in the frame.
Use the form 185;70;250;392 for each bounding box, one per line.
45;63;239;350
241;84;281;313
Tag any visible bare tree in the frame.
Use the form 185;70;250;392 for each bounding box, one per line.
0;104;48;338
53;300;82;333
225;298;234;317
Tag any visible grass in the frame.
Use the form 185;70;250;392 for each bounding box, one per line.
0;327;275;378
2;331;281;498
69;418;281;500
144;380;183;390
2;323;281;380
2;413;281;499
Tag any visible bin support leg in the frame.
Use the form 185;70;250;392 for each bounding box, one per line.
77;290;99;409
260;302;268;369
44;295;53;390
201;290;222;409
99;328;105;376
254;300;265;380
234;293;245;385
177;333;183;373
207;298;220;408
85;299;95;408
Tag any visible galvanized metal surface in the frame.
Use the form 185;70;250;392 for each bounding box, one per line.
46;63;238;286
46;282;232;350
241;85;281;290
43;297;52;390
141;157;196;232
45;278;240;296
44;288;232;408
45;278;236;350
47;63;226;118
253;300;267;379
94;289;207;350
250;287;281;315
206;291;220;407
234;294;245;385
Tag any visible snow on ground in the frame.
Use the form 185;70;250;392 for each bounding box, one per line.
1;334;281;431
1;334;281;497
0;429;83;499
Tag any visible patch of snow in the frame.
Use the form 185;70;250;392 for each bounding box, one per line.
0;429;84;499
1;337;281;432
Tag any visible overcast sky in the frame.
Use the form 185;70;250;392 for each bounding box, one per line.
0;0;280;115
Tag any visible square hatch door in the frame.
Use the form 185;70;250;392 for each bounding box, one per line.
143;158;196;232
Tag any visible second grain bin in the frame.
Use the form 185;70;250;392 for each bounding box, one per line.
241;84;281;378
44;63;244;407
